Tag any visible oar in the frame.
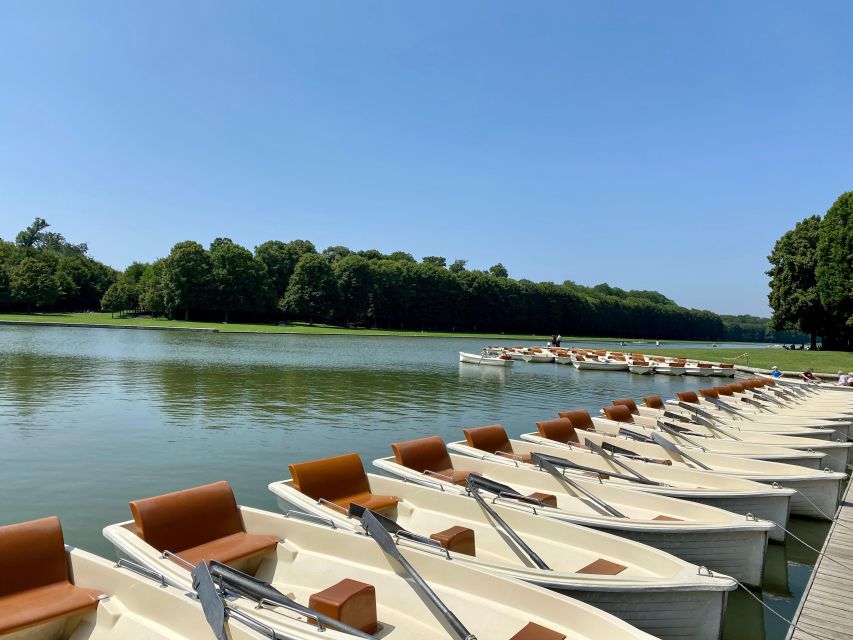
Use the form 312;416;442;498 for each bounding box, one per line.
705;397;752;418
655;421;710;452
360;510;477;640
208;561;375;639
348;503;448;551
618;427;655;443
192;562;227;640
650;433;713;470
465;477;551;570
685;418;742;441
670;401;730;425
530;453;626;518
583;439;665;485
529;450;661;486
467;473;548;506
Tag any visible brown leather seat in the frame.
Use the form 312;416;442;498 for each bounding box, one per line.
289;453;398;515
535;418;586;448
462;425;531;462
0;516;102;635
391;436;472;485
644;395;664;409
430;526;476;556
611;398;639;414
699;388;719;399
602;405;634;423
698;363;712;368
130;481;278;569
676;391;699;404
576;558;627;575
556;410;595;430
510;622;567;640
729;383;745;393
715;386;734;396
309;578;378;634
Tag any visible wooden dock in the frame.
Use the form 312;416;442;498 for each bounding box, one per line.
788;480;853;640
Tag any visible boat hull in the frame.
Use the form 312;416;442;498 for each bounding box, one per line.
606;527;767;587
565;586;727;640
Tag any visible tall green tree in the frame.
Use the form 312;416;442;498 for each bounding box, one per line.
422;256;446;268
209;238;273;322
489;263;509;278
138;259;166;314
334;254;374;326
101;281;139;312
9;256;59;311
448;259;467;274
816;192;853;350
255;239;316;298
280;254;338;324
161;241;212;320
767;215;824;349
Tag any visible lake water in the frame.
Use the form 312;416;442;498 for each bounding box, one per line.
0;325;828;639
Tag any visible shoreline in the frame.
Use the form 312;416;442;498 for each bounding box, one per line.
0;315;743;343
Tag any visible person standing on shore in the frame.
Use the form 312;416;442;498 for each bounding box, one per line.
555;333;562;347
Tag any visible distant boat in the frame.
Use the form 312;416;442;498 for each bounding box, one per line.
459;351;514;367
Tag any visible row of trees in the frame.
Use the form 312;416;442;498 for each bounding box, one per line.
94;236;726;339
0;219;116;312
3;217;816;343
767;191;852;350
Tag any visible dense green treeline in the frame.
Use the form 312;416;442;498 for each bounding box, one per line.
767;191;852;350
0;217;794;342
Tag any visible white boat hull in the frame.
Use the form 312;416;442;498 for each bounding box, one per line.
574;361;630;371
458;352;513;366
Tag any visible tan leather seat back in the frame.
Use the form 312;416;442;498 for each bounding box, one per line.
462;425;512;454
700;388;719;399
602;405;633;423
716;386;734;396
557;410;595;430
0;516;68;598
391;436;453;473
676;391;699;404
644;395;664;409
289;453;371;503
612;398;638;414
535;419;578;444
130;481;244;554
729;383;745;393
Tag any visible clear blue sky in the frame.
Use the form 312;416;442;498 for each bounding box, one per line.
1;1;851;315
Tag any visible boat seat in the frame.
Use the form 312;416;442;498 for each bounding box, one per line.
309;578;378;634
644;395;664;409
653;515;684;521
430;526;476;556
463;424;531;462
510;621;567;640
611;398;639;415
289;453;399;515
676;391;699;404
698;363;712;368
0;516;102;635
699;388;719;399
129;481;278;570
391;436;473;485
715;386;734;396
729;383;745;393
528;492;558;507
556;410;595;431
576;558;627;575
535;419;586;447
602;405;634;423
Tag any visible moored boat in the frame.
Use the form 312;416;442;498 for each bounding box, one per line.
459;351;514;366
375;436;773;586
0;516;270;640
269;452;736;640
447;423;794;542
105;481;656;640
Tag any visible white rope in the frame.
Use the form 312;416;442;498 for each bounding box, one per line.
766;519;853;573
728;575;830;640
786;487;853;534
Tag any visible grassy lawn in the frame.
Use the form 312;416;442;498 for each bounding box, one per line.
0;311;560;340
651;347;853;374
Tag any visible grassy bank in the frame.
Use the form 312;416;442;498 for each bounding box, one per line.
0;311;564;340
651;347;853;374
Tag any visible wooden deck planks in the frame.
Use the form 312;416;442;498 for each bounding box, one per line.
788;479;853;640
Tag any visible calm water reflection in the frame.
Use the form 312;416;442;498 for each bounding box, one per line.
0;326;823;639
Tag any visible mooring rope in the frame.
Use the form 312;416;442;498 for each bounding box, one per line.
726;574;831;640
786;487;853;534
766;519;853;573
